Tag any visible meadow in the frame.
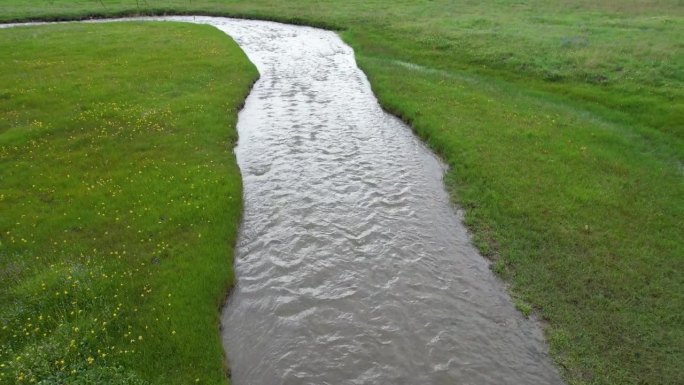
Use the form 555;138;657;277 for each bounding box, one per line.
0;22;257;384
0;1;682;385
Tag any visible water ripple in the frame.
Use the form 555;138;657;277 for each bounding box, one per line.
158;16;564;385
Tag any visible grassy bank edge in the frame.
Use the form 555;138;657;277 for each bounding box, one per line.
2;7;682;385
0;8;345;31
0;21;260;385
0;10;642;384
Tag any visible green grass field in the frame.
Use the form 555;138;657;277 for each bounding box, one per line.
0;1;682;385
0;22;257;384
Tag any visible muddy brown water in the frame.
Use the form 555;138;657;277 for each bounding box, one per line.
3;16;565;385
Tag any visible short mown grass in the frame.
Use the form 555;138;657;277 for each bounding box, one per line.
0;2;682;385
0;22;257;384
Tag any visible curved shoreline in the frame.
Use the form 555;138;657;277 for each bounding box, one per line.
167;16;563;384
0;21;258;384
3;5;682;384
3;16;565;384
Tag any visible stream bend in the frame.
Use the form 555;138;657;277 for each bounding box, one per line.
184;16;565;385
4;16;566;385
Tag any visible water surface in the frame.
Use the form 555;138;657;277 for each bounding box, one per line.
158;16;564;385
5;16;565;385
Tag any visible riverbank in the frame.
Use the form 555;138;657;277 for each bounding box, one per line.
1;2;682;385
0;22;257;384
